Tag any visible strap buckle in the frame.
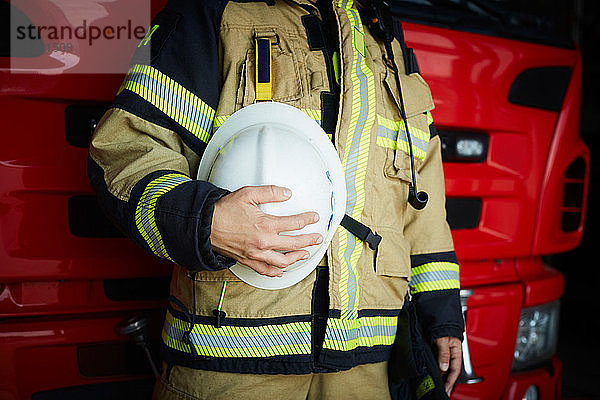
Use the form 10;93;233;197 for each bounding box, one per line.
365;230;382;251
340;214;382;251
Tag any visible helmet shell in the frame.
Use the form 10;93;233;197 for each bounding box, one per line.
198;102;346;289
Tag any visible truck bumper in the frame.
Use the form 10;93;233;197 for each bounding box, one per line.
502;357;562;400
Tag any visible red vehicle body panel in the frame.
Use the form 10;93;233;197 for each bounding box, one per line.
405;22;587;260
0;1;588;399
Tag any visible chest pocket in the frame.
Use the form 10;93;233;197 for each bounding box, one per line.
377;69;435;183
236;33;304;107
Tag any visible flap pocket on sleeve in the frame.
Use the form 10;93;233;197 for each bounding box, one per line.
379;70;435;182
383;71;434;118
374;229;411;278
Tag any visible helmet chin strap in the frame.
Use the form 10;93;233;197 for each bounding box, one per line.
365;0;429;211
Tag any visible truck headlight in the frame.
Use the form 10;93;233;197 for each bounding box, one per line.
513;301;560;371
440;131;488;162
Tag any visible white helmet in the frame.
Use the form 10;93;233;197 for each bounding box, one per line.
197;102;346;290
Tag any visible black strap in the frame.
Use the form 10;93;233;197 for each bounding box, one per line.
390;17;420;75
341;214;382;250
320;92;338;139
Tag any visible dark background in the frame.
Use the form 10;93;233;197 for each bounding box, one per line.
543;0;600;398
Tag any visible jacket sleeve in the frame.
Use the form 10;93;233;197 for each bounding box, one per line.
87;0;235;272
403;115;465;341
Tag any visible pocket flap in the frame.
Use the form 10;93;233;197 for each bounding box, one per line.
384;71;434;118
375;229;411;278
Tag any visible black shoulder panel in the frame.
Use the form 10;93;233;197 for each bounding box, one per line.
113;0;229;154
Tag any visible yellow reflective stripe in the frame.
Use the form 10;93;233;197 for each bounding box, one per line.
411;261;459;276
407;120;430;142
118;64;215;143
300;108;322;124
134;173;189;261
212;114;230;132
162;328;191;353
376;136;397;150
377;114;398;131
336;0;376;320
410;261;460;293
138;24;159;47
427;111;434;126
332;51;341;84
375;114;430;160
416;376;436;399
410;279;460;293
322;315;398;352
213;110;323;136
376;114;430;143
300;108;329;138
163;312;312;358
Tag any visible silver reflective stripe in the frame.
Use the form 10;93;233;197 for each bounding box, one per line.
119;64;215;142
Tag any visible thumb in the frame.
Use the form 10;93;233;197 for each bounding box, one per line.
247;185;292;205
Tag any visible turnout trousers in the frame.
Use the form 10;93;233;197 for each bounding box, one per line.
153;361;392;400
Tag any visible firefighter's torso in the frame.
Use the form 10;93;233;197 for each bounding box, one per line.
155;0;446;374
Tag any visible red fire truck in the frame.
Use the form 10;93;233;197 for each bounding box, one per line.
0;0;589;399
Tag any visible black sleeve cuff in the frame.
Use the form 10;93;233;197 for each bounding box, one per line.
195;187;236;271
429;324;464;341
130;171;235;272
412;288;465;342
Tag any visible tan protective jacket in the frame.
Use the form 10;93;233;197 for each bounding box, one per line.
88;0;461;374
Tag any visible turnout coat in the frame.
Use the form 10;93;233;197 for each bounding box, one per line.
88;0;464;375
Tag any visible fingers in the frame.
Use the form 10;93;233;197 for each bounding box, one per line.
270;232;323;251
240;249;310;277
243;185;292;205
435;337;451;374
240;258;285;278
445;338;463;396
211;185;324;278
244;186;321;233
273;211;320;232
435;337;463;396
249;248;310;269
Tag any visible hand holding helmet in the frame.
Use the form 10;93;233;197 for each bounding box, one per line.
210;184;323;278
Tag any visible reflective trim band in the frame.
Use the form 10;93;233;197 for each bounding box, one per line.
212;109;325;137
213;109;321;127
427;111;434;126
212;114;230;132
332;51;341;84
138;24;159;47
337;0;376;320
376;114;429;161
300;108;322;126
255;38;272;101
118;64;215;143
162;311;312;358
410;262;460;294
416;376;436;399
322;315;398;352
135;173;190;261
300;108;330;139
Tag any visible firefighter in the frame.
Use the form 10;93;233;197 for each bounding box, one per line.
87;0;464;398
